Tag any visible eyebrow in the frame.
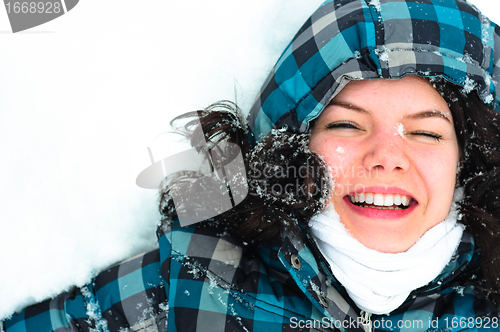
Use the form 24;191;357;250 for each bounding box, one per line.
330;101;451;123
329;101;371;114
403;110;451;123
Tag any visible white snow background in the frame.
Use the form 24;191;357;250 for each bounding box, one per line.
0;0;497;321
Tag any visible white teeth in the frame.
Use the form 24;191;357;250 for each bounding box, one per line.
384;195;394;207
349;193;411;207
394;194;402;206
365;193;374;204
373;194;384;206
359;193;365;203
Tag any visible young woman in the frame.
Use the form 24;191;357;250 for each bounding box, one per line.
3;0;500;331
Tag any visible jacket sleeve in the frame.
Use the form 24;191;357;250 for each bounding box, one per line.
2;248;168;332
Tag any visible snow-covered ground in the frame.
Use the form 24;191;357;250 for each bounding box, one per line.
0;0;498;321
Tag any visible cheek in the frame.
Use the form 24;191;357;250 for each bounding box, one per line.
412;146;458;196
309;138;359;183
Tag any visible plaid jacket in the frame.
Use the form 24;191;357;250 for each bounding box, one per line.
2;220;499;332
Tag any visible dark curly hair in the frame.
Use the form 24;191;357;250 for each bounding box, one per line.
432;79;500;301
159;101;330;245
159;78;500;302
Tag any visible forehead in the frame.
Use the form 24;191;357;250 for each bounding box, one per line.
336;76;437;98
323;76;449;116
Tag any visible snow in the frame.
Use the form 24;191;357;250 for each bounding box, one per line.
0;0;498;323
462;76;477;94
458;53;473;64
81;286;109;332
376;45;391;63
0;0;325;321
453;285;466;296
369;0;381;12
395;123;405;138
485;94;494;104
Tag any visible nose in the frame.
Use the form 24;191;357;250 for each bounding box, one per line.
362;130;410;173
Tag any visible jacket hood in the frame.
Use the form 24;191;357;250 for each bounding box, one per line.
247;0;500;143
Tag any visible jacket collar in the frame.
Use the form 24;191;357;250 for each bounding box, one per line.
160;219;475;326
260;226;364;330
264;225;476;317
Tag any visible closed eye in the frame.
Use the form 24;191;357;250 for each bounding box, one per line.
326;121;360;130
411;131;443;141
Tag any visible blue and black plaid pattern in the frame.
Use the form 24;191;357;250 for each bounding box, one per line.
247;0;500;142
3;249;166;332
159;222;498;332
2;222;498;331
4;288;91;332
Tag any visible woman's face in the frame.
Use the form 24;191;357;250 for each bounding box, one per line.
309;76;459;253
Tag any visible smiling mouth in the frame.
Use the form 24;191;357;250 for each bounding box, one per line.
348;193;413;210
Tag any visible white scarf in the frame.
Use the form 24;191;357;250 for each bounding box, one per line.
308;190;464;314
